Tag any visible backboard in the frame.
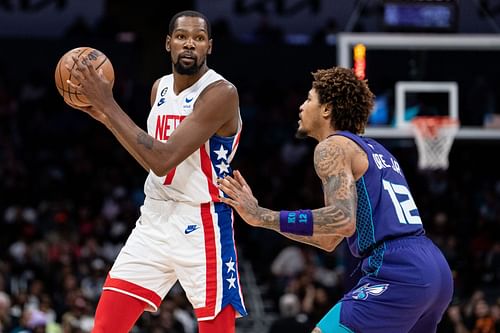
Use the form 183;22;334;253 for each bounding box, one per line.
337;33;500;140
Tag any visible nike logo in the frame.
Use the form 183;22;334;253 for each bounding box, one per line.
185;97;193;103
185;224;200;234
157;97;165;106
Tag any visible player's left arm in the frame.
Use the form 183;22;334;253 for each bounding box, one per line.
219;137;357;252
311;136;358;237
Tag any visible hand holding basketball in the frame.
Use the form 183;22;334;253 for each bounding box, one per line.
55;47;115;108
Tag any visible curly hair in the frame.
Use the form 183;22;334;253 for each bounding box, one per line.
312;67;375;134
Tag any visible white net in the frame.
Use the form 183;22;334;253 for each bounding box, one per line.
411;116;459;170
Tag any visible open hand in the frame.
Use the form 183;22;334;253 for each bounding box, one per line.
217;170;262;227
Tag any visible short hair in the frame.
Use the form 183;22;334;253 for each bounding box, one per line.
168;10;211;39
312;67;375;134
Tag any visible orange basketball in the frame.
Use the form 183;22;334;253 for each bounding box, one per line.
54;47;114;107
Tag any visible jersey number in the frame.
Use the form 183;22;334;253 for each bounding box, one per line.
382;180;422;225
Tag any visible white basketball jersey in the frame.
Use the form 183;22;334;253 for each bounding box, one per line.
144;69;242;204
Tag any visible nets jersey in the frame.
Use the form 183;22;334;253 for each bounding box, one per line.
145;69;241;204
334;131;425;259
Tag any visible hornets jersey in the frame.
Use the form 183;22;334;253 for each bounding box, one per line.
144;69;241;204
334;131;425;259
318;132;452;332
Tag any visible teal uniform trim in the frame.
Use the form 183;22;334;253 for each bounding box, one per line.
316;302;354;333
355;177;376;255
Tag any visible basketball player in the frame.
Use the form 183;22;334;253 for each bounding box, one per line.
65;10;246;333
218;67;453;333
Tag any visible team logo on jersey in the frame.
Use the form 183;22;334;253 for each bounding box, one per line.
184;224;200;234
157;97;166;107
160;87;168;96
352;283;389;300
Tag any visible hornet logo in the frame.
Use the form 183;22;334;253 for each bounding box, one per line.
352;283;389;300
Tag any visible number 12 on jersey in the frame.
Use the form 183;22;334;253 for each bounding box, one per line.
382;179;422;225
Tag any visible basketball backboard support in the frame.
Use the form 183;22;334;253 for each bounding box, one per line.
337;33;500;139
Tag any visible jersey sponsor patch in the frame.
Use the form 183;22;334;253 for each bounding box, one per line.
352;283;389;300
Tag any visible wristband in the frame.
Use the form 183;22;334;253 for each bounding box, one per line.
279;209;313;236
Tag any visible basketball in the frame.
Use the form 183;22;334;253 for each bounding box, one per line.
54;47;114;107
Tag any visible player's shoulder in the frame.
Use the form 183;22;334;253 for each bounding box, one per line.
151;76;165;91
151;77;161;91
204;69;237;92
152;74;172;88
202;78;238;101
314;135;361;159
151;74;172;93
318;134;353;149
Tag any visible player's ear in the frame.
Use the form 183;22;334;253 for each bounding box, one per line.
207;39;213;55
322;103;332;118
166;35;171;52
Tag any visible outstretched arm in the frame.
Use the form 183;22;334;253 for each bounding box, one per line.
66;58;238;177
218;137;357;252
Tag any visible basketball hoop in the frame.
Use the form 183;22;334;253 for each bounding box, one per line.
411;116;459;170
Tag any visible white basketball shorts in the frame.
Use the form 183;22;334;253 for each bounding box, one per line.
103;197;247;321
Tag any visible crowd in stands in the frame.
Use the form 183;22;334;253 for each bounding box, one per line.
1;36;500;333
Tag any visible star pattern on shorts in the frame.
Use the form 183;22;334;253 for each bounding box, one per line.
227;275;236;289
214;145;228;161
226;257;236;273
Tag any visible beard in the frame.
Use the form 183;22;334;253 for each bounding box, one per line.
295;127;308;139
174;56;204;75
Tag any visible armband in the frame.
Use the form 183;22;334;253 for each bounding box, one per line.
279;209;313;236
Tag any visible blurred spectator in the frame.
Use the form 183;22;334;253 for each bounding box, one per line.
271;245;307;280
444;304;470;333
0;291;11;332
26;309;47;333
268;293;310;333
471;299;496;333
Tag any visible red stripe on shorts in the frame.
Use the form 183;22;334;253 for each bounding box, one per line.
103;275;161;309
195;203;218;319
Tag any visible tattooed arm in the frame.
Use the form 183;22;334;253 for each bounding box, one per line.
66;58;240;177
312;136;357;237
219;137;358;251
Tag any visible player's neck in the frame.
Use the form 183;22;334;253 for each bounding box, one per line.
316;126;337;142
172;66;209;94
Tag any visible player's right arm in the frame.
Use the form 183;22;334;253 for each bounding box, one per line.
218;170;350;252
66;57;239;177
102;78;163;172
105;77;162;172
